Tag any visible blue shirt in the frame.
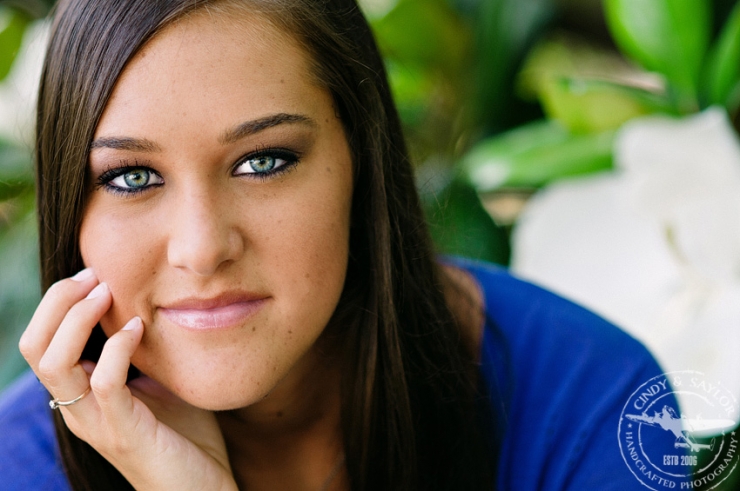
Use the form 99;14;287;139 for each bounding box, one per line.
0;260;684;489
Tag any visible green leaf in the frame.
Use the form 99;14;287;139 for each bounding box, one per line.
372;0;471;76
702;1;740;113
604;0;711;112
385;60;437;129
461;120;614;190
0;7;31;82
0;180;31;201
422;177;509;265
473;0;553;132
537;77;676;133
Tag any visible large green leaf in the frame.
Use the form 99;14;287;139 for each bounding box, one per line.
372;0;471;76
473;0;553;133
421;175;509;265
604;0;711;112
518;37;677;131
461;120;614;191
384;60;437;130
702;1;740;113
537;78;675;133
0;6;31;82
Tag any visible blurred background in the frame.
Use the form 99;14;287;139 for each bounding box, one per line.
2;0;740;486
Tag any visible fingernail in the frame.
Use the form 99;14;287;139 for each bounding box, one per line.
85;282;108;299
71;268;94;282
122;317;142;331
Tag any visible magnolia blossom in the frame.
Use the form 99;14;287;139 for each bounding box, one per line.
511;108;740;424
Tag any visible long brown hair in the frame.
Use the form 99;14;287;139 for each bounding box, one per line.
36;0;496;489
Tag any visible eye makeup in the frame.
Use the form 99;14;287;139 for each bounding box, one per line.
91;144;303;197
232;147;301;181
94;159;163;197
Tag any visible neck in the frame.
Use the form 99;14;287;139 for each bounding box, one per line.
215;341;346;491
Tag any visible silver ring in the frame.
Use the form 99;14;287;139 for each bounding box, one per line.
49;386;91;410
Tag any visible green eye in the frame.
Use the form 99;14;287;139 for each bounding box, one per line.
105;167;164;194
248;156;277;173
233;150;299;178
123;169;151;188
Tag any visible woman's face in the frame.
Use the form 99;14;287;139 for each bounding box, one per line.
79;10;353;410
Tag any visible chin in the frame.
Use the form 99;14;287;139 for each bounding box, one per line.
129;349;275;412
161;371;274;411
183;392;260;412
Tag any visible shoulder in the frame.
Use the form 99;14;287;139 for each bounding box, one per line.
442;256;650;371
0;371;70;490
445;256;656;376
444;257;684;490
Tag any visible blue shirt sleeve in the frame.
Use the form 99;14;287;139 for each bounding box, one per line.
0;371;70;490
455;258;688;490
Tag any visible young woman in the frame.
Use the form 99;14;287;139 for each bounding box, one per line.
0;0;682;489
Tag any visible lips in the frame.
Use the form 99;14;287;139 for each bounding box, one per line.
158;292;268;330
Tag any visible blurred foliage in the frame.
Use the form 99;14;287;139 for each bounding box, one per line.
0;0;50;390
462;0;740;197
604;0;711;112
0;8;30;80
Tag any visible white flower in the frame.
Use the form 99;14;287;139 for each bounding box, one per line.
511;107;740;426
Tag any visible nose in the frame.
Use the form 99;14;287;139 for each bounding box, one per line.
166;188;245;276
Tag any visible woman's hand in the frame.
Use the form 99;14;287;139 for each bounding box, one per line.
18;269;238;491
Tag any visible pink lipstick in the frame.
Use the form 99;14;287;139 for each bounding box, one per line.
159;292;268;330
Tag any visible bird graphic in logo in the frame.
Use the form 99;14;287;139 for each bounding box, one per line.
625;406;736;453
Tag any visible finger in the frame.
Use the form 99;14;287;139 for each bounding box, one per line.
36;283;112;398
90;317;144;422
80;360;96;376
19;268;98;365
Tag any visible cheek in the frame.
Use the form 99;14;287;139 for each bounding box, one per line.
262;177;352;314
79;201;160;333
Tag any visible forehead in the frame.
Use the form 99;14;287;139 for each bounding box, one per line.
95;7;322;139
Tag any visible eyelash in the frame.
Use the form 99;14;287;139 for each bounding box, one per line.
232;147;300;181
95;148;300;197
95;160;161;197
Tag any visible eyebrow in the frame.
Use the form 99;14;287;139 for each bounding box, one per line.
90;113;317;152
90;137;161;152
218;113;317;144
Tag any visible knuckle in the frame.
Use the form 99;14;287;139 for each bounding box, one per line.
105;435;136;455
37;355;61;383
18;333;36;361
90;372;117;400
